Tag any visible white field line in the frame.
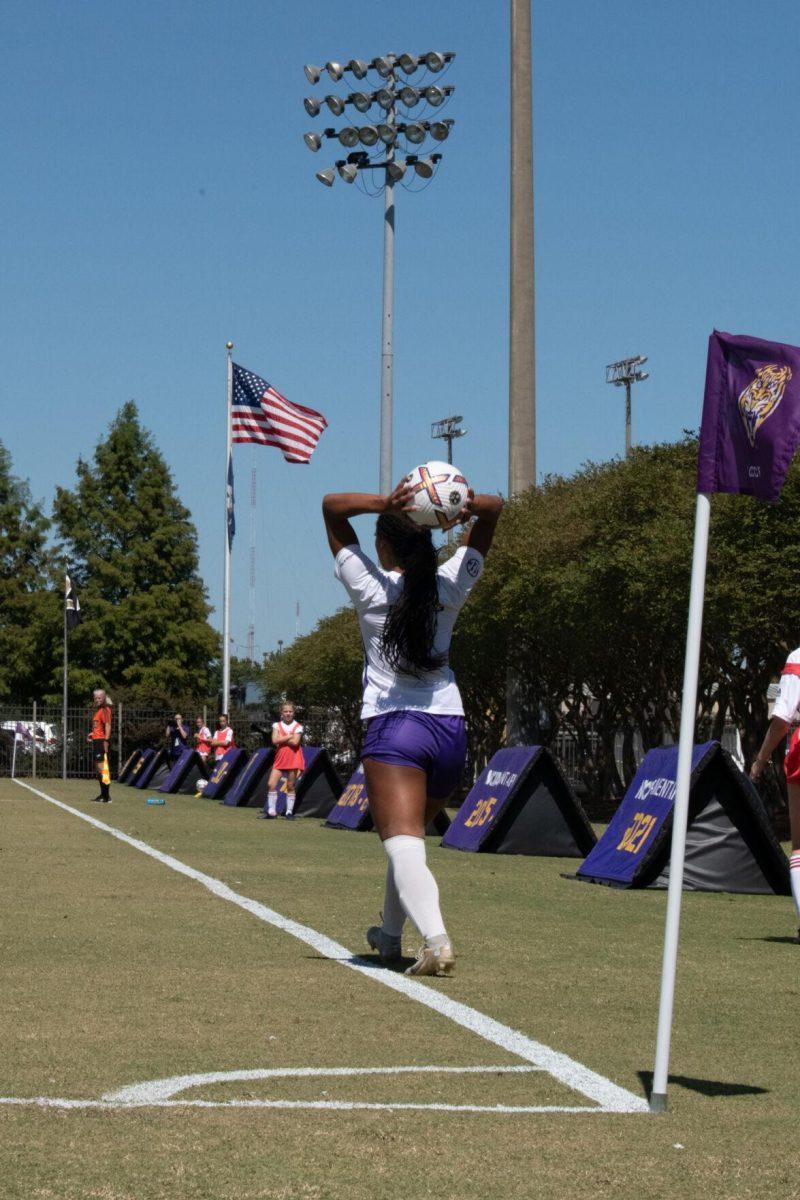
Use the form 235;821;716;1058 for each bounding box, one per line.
0;1096;607;1115
13;781;648;1115
106;1063;541;1104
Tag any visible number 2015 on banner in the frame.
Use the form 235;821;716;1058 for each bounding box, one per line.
464;797;498;828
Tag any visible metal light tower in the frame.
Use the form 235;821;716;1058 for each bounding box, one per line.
605;355;649;457
303;52;456;493
431;414;467;465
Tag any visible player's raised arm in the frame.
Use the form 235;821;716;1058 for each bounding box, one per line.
462;492;504;558
321;481;416;556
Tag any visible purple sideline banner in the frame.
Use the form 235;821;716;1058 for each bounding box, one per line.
697;330;800;502
126;747;154;786
158;747;195;792
325;764;369;830
224;747;274;806
202;746;248;799
442;746;540;852
576;743;714;886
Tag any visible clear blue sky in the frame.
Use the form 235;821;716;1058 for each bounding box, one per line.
3;0;799;659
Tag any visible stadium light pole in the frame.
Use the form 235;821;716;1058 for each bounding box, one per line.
509;0;536;496
302;52;456;493
431;414;467;466
507;0;536;746
605;355;649;457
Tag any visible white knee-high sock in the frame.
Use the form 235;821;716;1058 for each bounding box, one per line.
382;835;447;943
381;863;406;938
790;851;800;921
267;790;278;816
285;792;296;816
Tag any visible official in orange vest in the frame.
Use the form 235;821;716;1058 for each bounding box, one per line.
88;687;112;803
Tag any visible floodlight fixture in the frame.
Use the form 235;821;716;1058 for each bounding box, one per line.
304;64;322;84
404;122;426;144
359;125;379;147
324;94;346;115
375;87;395;109
397;52;419;74
337;126;360;148
411;153;441;178
429;119;453;142
303;131;324;151
337;162;359;183
348;58;369;79
377;122;397;145
398;85;421;107
304;97;322;117
315;166;336;186
424;85;452;106
325;61;344;81
423;50;455;72
350;91;373;113
386;159;407;182
373;54;395;77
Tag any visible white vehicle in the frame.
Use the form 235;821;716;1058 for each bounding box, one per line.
1;721;59;754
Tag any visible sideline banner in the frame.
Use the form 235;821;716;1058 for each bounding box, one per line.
576;743;713;886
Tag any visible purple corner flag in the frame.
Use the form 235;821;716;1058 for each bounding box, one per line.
697;330;800;502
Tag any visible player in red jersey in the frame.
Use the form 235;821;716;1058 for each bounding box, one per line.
265;702;305;820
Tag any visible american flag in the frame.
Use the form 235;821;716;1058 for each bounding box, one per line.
231;364;327;463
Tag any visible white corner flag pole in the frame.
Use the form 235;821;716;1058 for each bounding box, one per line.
650;491;711;1113
222;343;234;715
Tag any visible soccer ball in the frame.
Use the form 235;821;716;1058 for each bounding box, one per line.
405;461;470;530
196;779;208;794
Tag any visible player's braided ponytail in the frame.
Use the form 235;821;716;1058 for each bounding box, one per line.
377;514;444;676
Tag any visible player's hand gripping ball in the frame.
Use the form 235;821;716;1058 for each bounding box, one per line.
404;461;470;530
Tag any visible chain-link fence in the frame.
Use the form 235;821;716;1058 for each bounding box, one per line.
0;702;361;782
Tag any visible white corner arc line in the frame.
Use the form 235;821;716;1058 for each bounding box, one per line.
13;781;648;1114
105;1064;541;1104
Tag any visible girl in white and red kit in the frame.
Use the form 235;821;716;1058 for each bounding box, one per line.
265;702;305;820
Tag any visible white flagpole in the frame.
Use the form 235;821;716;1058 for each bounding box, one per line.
222;343;234;714
62;578;68;780
650;491;711;1112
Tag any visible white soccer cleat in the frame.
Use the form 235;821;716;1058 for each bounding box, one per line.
366;925;403;964
404;942;455;977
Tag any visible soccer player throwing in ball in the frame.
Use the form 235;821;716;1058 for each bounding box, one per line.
265;702;305;820
751;647;800;940
322;479;502;976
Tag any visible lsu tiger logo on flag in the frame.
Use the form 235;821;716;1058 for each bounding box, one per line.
738;364;793;447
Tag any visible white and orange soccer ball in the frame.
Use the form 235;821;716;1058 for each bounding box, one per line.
405;461;470;530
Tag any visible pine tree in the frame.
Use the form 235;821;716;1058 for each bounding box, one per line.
53;402;218;703
0;441;56;700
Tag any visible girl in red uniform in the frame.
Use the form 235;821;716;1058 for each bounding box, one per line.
265;702;305;820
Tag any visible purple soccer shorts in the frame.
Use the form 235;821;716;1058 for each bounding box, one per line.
361;711;467;799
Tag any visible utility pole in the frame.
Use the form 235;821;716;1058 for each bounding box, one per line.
509;0;536;496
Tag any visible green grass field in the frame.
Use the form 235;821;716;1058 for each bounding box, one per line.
1;776;798;1200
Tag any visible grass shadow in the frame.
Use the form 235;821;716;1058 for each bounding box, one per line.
638;1071;769;1099
738;935;798;945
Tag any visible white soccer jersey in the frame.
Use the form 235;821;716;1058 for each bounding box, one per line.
334;543;484;720
772;647;800;723
273;720;303;738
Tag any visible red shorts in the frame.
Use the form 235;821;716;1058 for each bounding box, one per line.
274;745;304;772
785;727;800;784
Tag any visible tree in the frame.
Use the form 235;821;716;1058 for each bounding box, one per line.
0;441;57;701
265;608;364;756
53;402;218;703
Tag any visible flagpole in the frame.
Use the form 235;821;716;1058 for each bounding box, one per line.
62;580;68;780
222;343;234;714
650;491;711;1113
